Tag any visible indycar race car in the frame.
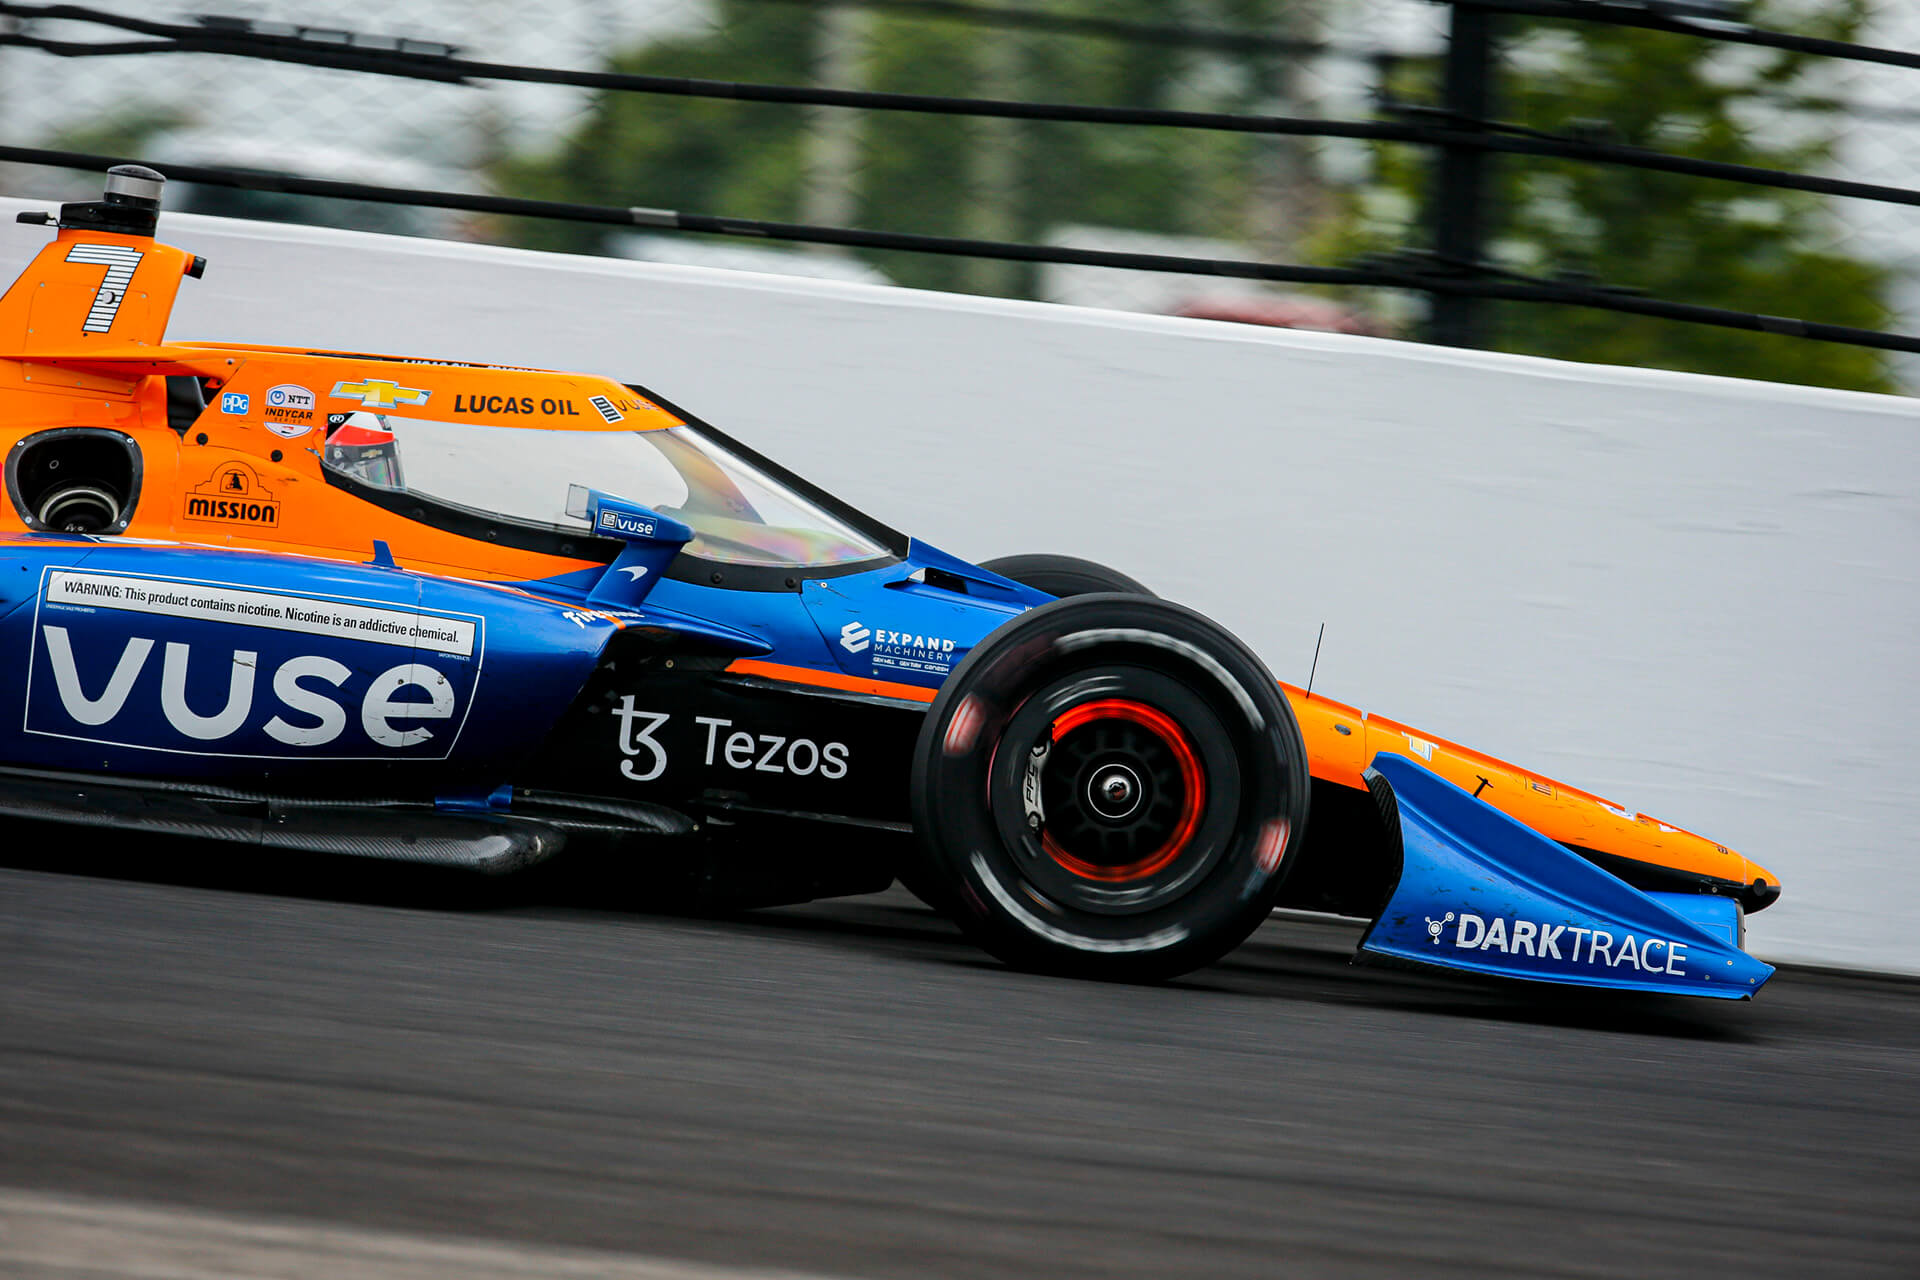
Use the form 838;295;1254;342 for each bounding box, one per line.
0;168;1781;997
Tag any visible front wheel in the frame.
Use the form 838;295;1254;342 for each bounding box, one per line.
897;555;1154;914
908;595;1309;981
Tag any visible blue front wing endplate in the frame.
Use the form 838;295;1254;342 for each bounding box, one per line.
1358;754;1773;999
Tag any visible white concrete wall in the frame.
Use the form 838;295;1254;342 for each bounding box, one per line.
6;200;1916;976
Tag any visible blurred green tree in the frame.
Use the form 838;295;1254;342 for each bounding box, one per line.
1318;0;1895;392
51;102;190;159
494;0;1300;295
500;0;1895;392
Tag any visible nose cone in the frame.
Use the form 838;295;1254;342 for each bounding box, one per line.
1670;827;1781;913
1742;855;1784;911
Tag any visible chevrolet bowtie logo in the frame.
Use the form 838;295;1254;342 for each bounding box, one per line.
331;378;430;409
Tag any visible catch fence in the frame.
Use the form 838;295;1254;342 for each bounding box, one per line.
0;1;1914;388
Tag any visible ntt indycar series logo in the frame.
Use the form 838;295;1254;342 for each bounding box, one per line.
1439;911;1692;976
263;383;316;439
24;569;483;760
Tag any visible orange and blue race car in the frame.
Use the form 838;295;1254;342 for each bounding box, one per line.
0;167;1780;996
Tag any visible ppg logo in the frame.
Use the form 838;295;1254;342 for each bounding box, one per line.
220;392;249;415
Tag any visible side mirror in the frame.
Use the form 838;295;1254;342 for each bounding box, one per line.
568;484;693;607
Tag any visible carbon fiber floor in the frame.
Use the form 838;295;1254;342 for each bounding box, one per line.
1;841;1916;1279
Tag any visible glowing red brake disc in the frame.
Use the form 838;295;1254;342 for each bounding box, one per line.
1041;698;1206;883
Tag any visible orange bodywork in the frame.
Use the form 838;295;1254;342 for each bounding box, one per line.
5;216;1776;903
724;660;1777;897
1283;686;1774;894
0;223;674;585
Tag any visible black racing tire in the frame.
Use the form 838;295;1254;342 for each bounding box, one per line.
979;554;1155;599
908;594;1309;982
900;569;1162;915
897;555;1150;912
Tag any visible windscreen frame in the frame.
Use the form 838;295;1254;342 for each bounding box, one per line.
314;384;910;591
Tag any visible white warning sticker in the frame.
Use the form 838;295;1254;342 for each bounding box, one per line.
42;570;476;658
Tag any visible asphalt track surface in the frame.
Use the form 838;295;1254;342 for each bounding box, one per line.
2;837;1917;1279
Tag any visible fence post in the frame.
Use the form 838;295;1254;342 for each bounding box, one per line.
1426;1;1497;347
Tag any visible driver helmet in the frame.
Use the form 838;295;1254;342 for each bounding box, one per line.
323;411;404;490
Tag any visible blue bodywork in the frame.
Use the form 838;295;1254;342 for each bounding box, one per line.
1;526;1774;998
1359;753;1774;998
0;532;1041;788
1;538;604;783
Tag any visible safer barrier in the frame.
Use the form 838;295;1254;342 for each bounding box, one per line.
6;200;1914;974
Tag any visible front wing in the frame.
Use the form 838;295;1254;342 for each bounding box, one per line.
1357;753;1773;999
